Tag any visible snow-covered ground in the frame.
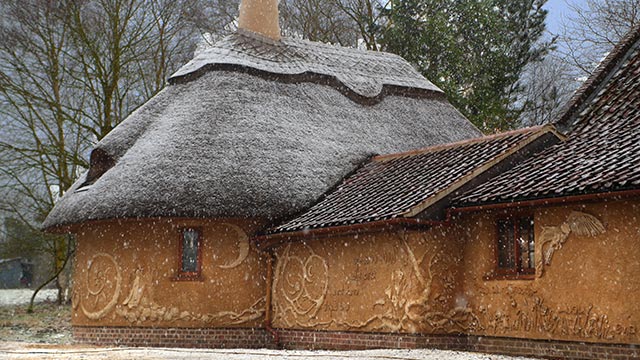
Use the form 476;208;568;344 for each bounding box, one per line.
0;289;58;306
0;343;539;360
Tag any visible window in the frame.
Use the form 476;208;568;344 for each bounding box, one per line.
495;216;535;277
175;228;203;280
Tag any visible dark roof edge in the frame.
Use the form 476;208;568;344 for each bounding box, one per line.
452;188;640;213
255;218;436;251
400;125;564;217
168;63;447;106
554;25;640;133
374;124;564;162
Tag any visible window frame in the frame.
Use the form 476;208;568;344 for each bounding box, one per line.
492;214;535;280
173;227;204;281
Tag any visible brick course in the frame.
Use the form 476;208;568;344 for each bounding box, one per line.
73;326;275;349
73;326;640;360
277;329;640;360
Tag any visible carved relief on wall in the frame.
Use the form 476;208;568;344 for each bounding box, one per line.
537;211;605;277
78;251;264;326
81;253;122;320
342;232;479;333
272;232;480;334
115;268;265;325
476;286;637;342
217;223;251;269
272;243;330;328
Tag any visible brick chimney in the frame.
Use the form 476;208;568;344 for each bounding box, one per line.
238;0;281;41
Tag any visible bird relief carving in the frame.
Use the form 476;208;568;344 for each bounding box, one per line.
537;211;605;277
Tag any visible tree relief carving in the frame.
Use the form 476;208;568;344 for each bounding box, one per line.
537;211;605;277
337;231;479;333
272;233;480;334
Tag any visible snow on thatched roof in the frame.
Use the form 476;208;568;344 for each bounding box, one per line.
43;32;480;230
170;30;442;99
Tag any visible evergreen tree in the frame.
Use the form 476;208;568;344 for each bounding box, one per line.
381;0;552;132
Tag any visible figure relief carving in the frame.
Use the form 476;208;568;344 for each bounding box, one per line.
115;266;264;325
217;223;251;269
477;286;637;342
537;211;605;277
81;253;122;320
272;243;330;328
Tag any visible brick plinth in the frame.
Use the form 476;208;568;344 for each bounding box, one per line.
73;326;275;349
276;329;640;360
276;328;466;351
73;326;640;359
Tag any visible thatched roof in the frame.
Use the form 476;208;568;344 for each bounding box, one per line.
43;31;480;230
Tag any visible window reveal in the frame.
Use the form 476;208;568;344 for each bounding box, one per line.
496;216;534;277
176;228;202;280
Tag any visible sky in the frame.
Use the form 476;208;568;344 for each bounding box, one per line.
543;0;586;35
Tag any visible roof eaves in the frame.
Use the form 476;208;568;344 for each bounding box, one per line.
452;188;640;213
373;125;558;162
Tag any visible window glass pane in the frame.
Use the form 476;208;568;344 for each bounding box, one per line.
518;217;535;271
182;229;199;273
497;219;515;269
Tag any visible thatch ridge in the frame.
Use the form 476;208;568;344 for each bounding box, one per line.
169;30;441;99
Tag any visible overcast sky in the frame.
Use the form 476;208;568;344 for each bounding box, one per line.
544;0;585;35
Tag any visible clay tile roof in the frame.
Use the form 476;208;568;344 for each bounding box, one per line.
269;126;559;234
456;26;640;207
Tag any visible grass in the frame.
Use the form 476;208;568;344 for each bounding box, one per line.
0;301;72;344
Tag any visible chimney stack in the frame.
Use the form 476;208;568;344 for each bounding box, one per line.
238;0;281;41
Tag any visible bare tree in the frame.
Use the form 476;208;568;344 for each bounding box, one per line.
0;0;208;308
0;0;87;306
560;0;639;76
278;0;387;49
519;54;579;126
334;0;388;50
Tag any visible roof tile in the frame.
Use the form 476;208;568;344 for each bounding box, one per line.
269;127;553;234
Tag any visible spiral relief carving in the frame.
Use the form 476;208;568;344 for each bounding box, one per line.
273;243;329;327
81;253;122;320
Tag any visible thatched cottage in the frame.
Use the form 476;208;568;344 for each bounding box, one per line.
44;1;640;359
